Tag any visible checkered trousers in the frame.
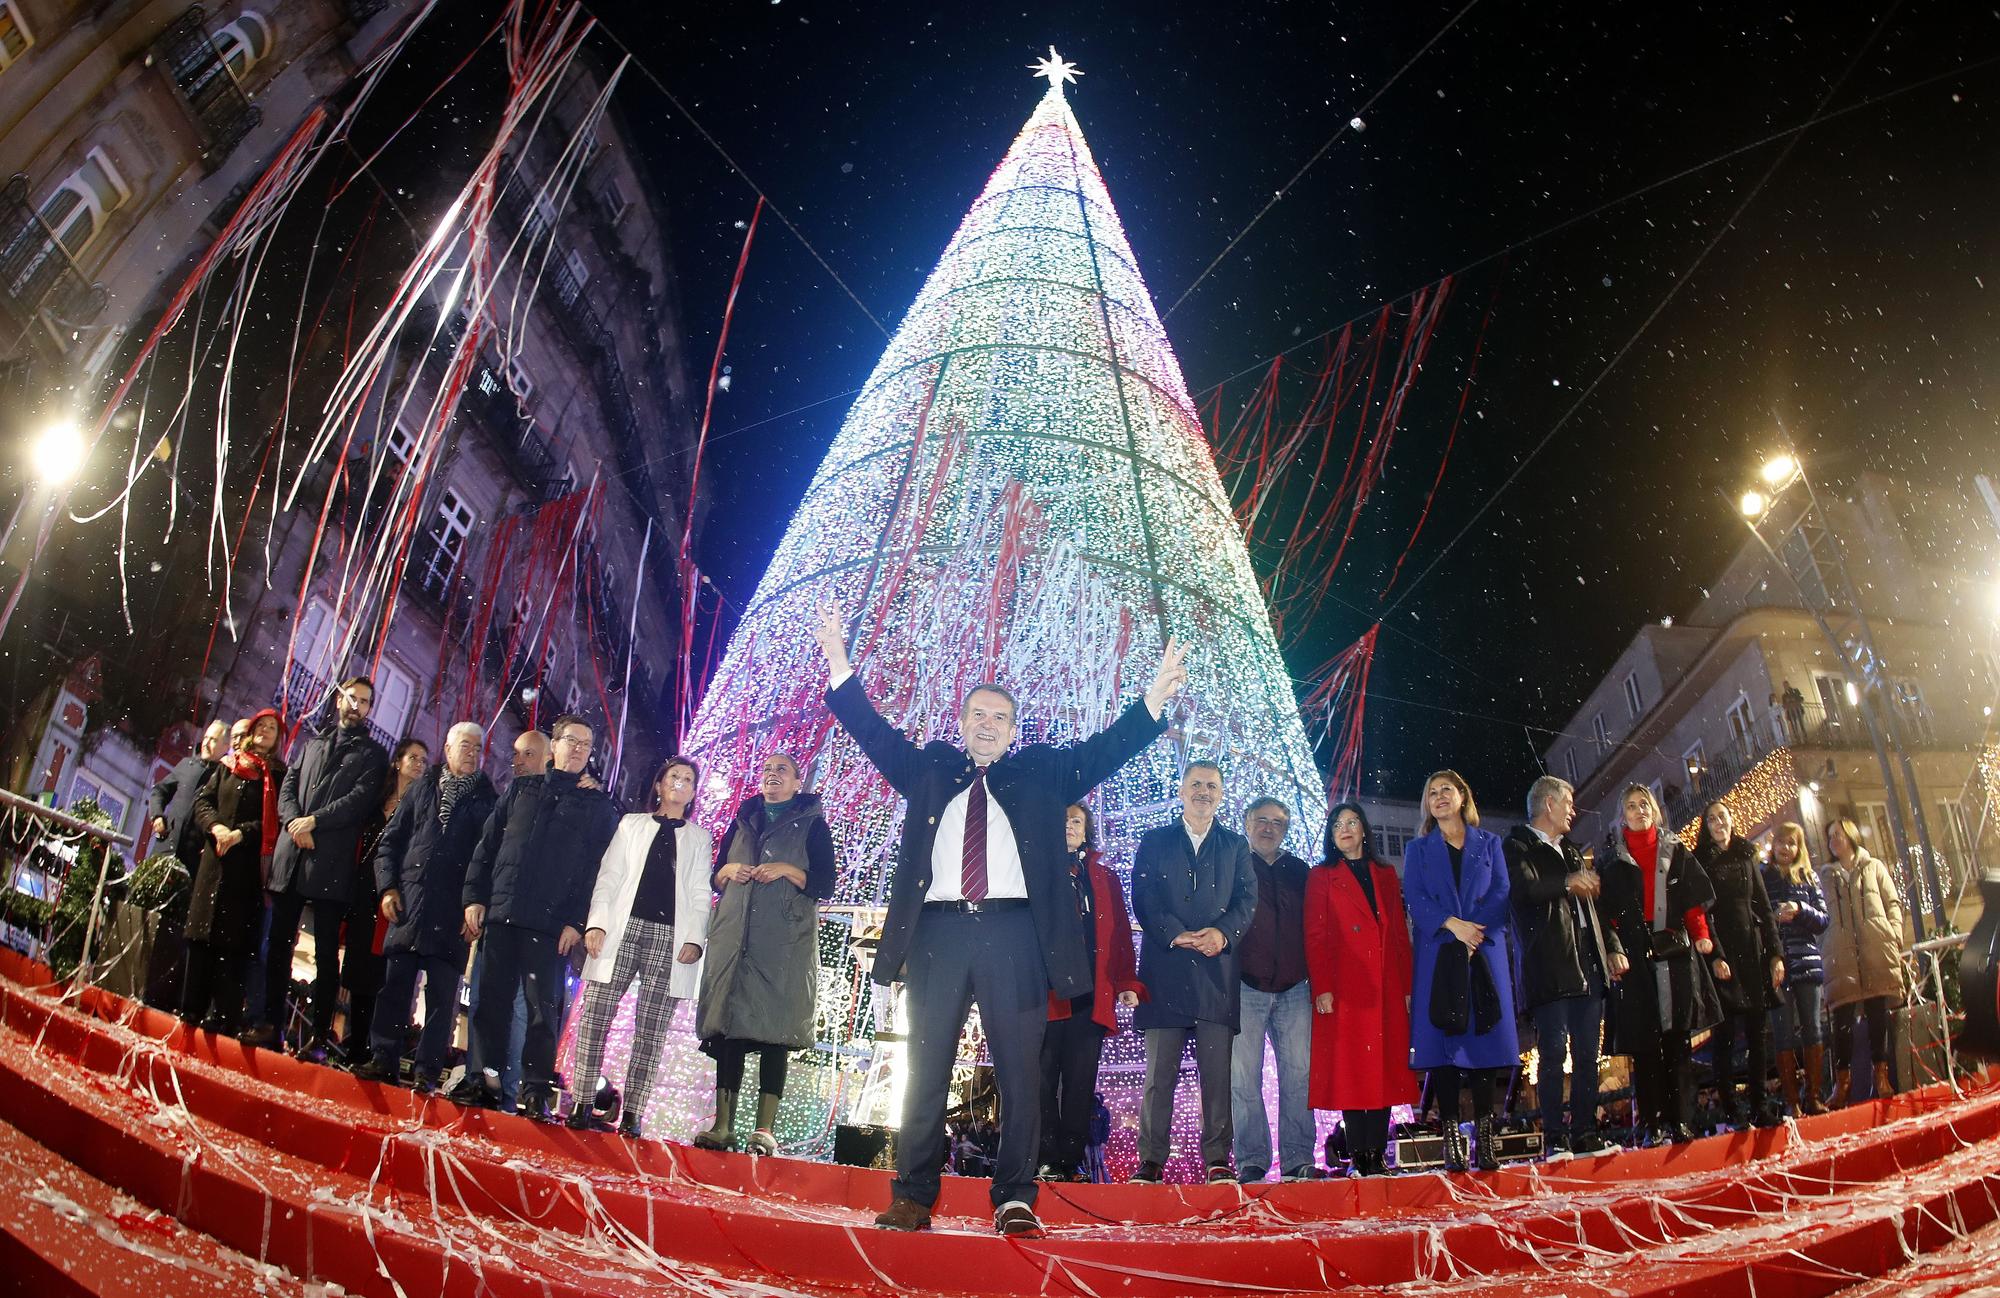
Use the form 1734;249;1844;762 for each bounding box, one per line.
572;915;681;1111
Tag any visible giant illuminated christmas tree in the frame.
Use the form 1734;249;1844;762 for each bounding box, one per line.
667;51;1327;1166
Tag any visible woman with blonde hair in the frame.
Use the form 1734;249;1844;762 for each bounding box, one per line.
1599;783;1721;1144
1404;769;1518;1172
1761;822;1829;1114
1821;818;1905;1105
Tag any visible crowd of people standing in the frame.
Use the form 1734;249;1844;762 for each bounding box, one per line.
144;639;1916;1242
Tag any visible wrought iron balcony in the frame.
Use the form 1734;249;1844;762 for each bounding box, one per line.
152;8;261;172
274;662;395;752
0;177;109;342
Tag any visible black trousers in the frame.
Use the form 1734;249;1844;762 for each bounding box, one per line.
262;890;344;1040
1711;1007;1769;1114
1038;1007;1106;1174
181;940;247;1030
468;923;566;1097
893;907;1047;1211
1630;1032;1693;1130
1343;1108;1391;1160
712;1039;791;1095
372;949;461;1074
1430;1065;1500;1123
1140;1022;1235;1168
1832;996;1894;1071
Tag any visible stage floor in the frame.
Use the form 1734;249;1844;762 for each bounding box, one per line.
3;948;1998;1297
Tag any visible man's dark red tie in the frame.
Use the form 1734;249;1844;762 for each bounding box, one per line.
962;767;989;901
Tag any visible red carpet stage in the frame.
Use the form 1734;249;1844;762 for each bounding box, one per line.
3;949;1999;1297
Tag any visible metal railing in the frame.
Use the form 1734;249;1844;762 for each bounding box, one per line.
0;175;109;339
275;661;396;751
152;7;261;172
0;787;135;982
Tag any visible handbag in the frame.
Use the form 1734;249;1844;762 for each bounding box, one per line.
1429;941;1502;1035
1648;926;1690;960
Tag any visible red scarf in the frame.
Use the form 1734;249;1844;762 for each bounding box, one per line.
224;710;283;859
1624;826;1661;920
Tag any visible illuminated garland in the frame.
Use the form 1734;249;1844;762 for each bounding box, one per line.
1675;748;1801;849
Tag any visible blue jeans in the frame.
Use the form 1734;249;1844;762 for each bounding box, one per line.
1768;980;1824;1051
1229;981;1314;1177
1533;991;1604;1139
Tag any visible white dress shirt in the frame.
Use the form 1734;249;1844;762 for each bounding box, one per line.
1183;819;1210;856
1532;823;1593;937
928;771;1027;901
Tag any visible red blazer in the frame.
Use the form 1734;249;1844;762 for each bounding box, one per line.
1305;859;1420;1111
1048;852;1147;1033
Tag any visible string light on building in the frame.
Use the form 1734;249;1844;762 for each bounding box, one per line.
1675;748;1801;848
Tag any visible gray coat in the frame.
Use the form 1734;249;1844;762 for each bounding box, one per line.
147;753;214;864
1131;820;1258;1032
268;725;388;903
698;794;838;1049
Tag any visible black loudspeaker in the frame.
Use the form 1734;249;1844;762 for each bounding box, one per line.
1958;873;2000;1061
834;1123;896;1169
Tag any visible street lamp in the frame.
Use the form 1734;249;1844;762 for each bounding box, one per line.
28;420;84;485
1727;448;1946;939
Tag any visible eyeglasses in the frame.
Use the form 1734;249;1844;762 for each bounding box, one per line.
555;733;593;750
1333;817;1364;830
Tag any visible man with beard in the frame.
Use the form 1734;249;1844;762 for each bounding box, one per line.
243;679;388;1059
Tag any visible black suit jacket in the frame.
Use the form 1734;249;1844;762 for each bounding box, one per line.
824;674;1167;996
1131;820;1258;1030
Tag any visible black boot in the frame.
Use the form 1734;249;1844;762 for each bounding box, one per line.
1473;1115;1500;1172
1440;1119;1468;1173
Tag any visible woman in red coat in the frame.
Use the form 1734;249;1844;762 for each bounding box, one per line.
1307;801;1420;1176
1039;803;1146;1180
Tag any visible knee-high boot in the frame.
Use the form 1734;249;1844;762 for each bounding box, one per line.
1800;1043;1829;1114
1776;1049;1802;1115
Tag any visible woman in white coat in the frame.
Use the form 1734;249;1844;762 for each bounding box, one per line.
567;756;712;1137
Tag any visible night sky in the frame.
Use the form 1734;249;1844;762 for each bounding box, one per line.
581;0;1999;802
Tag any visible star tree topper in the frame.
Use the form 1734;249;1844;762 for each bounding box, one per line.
1030;46;1081;88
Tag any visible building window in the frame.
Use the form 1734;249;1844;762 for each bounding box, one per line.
40;149;132;262
504;355;534;401
384;420;418;465
372;658;416;742
1623;671;1643;719
1683;739;1705;778
411;488;475;598
214;9;274;82
598;179;629;223
1727;695;1757;757
0;2;34;73
152;7;260;168
1591;712;1610;755
1562;748;1579;786
556;247;589;307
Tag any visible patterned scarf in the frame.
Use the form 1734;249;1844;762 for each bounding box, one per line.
438;770;477;826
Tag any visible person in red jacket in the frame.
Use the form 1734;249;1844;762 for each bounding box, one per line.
1306;801;1420;1176
1037;803;1145;1181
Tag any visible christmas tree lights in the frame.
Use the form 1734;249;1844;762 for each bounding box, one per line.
646;61;1327;1171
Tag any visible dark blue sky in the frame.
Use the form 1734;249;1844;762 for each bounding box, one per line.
588;0;2000;797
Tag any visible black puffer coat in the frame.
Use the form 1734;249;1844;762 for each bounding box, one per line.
375;766;499;959
462;770;619;936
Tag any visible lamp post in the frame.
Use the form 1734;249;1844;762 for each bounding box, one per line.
1734;451;1946;941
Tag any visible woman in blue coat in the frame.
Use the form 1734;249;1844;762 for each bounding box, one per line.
1404;769;1518;1172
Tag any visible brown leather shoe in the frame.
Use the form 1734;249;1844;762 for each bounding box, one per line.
873;1197;932;1232
994;1201;1044;1238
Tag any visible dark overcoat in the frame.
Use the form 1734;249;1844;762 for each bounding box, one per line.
824;674;1166;997
1600;831;1723;1051
1695;834;1785;1015
147;753;214;865
268;726;388;903
374;766;499;959
186;759;284;952
1131;821;1258;1032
